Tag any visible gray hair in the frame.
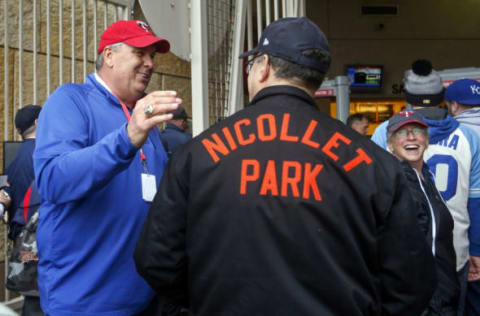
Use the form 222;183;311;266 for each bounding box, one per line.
266;49;331;91
95;42;124;71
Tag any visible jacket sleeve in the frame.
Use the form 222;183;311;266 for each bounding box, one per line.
370;120;388;149
467;129;480;256
134;150;190;307
33;85;138;204
468;198;480;256
376;162;437;315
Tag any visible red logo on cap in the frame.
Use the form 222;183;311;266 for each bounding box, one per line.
137;21;151;32
400;111;414;118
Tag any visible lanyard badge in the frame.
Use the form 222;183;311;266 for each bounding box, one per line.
119;100;157;202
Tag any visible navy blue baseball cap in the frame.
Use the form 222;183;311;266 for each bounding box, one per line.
239;17;331;72
15;104;41;134
445;78;480;105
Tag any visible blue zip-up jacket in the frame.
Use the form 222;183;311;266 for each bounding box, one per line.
371;111;480;269
33;74;169;316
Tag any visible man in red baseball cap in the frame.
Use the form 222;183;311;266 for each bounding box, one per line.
33;20;180;316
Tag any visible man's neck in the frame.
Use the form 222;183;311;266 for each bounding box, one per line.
96;72;137;108
263;80;315;97
23;132;35;140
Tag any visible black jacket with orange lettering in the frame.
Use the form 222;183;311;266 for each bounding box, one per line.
135;85;436;316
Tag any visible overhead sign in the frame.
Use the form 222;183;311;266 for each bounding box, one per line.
315;88;335;97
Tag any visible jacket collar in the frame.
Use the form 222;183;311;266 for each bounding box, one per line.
165;123;184;132
400;160;434;184
87;73;120;105
249;85;317;108
86;73;146;108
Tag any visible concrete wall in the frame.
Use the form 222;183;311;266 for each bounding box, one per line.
307;0;480;98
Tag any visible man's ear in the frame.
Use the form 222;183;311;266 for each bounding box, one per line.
451;101;461;116
259;55;270;83
103;48;115;68
386;140;394;153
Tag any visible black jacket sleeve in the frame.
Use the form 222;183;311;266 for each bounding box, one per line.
375;163;437;315
134;151;190;308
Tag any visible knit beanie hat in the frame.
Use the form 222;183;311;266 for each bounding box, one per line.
403;59;444;107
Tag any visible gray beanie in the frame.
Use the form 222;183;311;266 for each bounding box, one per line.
403;59;444;107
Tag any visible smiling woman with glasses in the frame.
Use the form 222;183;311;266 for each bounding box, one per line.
387;110;460;316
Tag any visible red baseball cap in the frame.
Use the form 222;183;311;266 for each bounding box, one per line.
97;20;170;55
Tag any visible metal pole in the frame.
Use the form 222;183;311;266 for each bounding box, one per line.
228;0;247;115
300;0;306;16
18;0;23;111
33;0;37;103
93;0;97;60
190;0;209;136
47;0;51;95
247;0;253;51
59;0;63;85
3;0;9;300
256;0;262;41
265;0;271;25
71;0;75;82
335;76;351;123
273;0;279;20
104;0;108;29
82;0;87;80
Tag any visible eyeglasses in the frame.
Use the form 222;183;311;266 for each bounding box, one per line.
394;127;426;138
245;54;263;75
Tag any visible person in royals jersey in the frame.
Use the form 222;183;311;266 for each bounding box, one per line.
444;78;480;315
135;17;436;316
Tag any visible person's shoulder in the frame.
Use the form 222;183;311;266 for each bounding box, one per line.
54;81;93;94
46;82;94;104
44;82;96;111
458;123;480;142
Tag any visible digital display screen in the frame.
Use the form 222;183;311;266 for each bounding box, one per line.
346;65;383;88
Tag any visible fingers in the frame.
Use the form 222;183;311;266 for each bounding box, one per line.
138;91;182;118
126;90;183;148
468;272;480;282
145;99;182;117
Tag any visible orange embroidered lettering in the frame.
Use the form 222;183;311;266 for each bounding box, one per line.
280;113;299;142
240;159;260;194
322;132;351;161
301;120;320;148
281;161;301;198
260;160;279;196
257;114;277;141
222;127;238;151
343;148;372;172
234;119;255;145
303;163;323;201
201;133;230;163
